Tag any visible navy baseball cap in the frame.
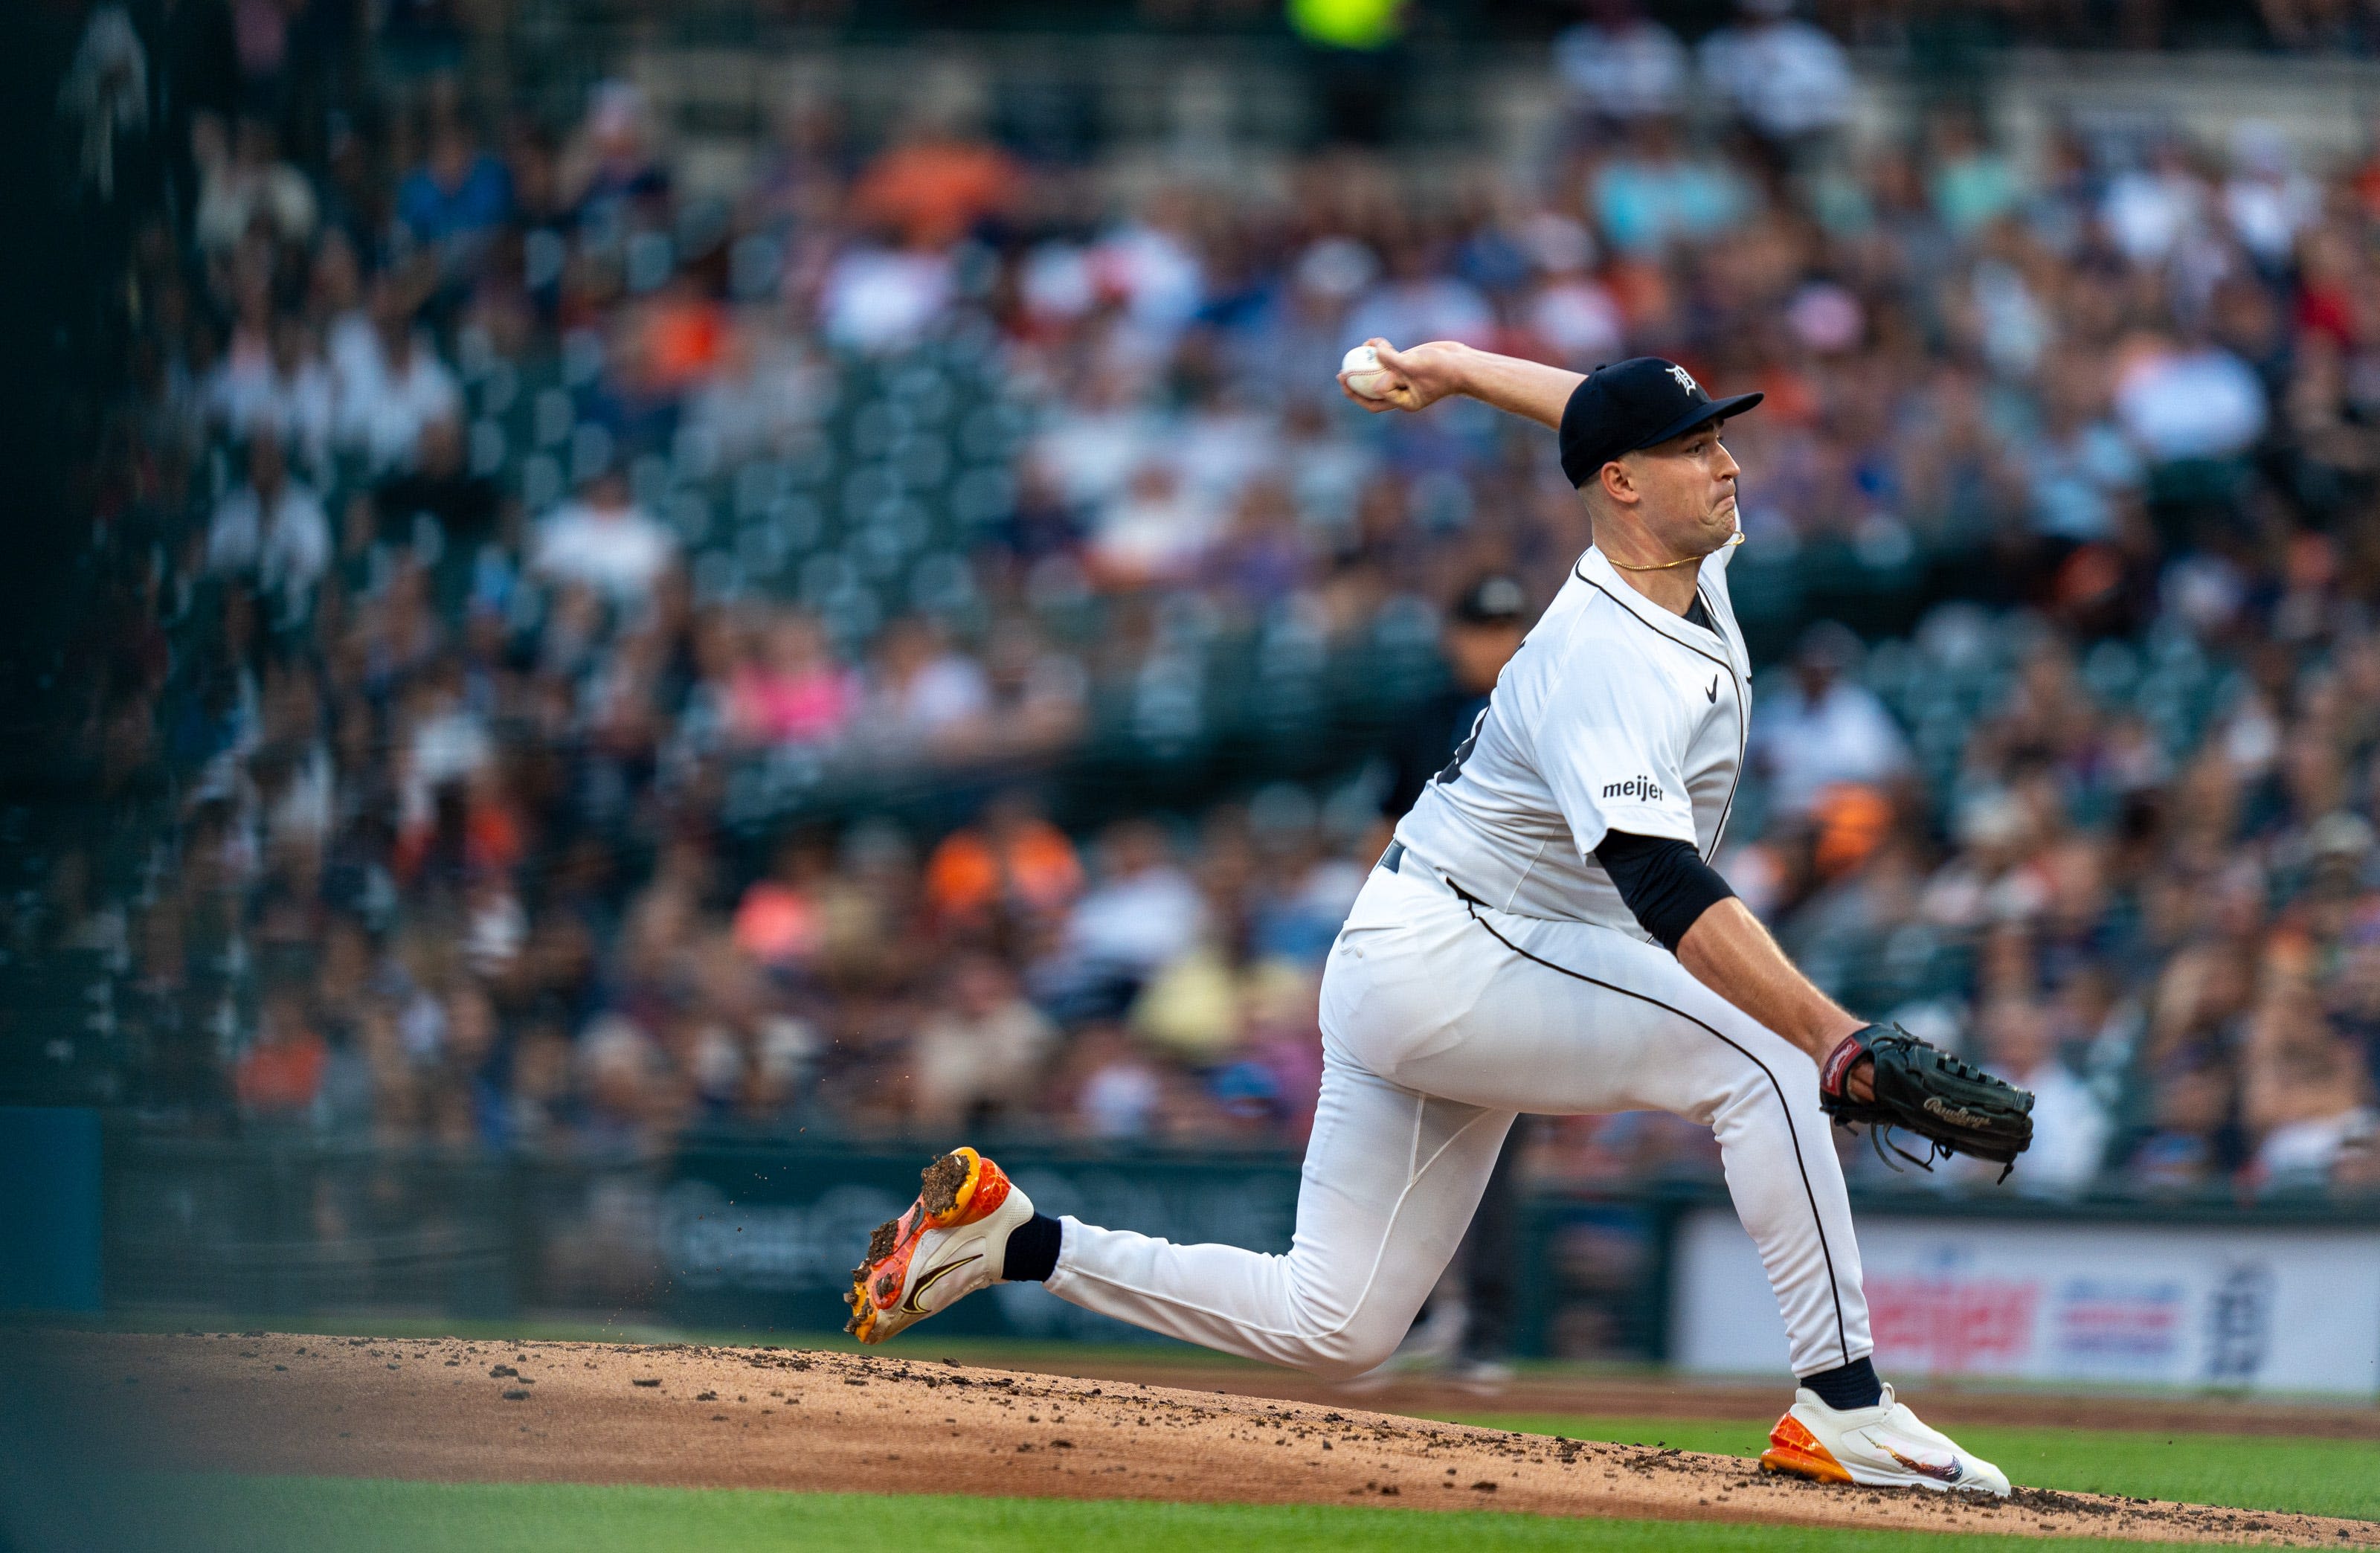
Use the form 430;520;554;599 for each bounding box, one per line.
1558;358;1763;489
1452;573;1528;625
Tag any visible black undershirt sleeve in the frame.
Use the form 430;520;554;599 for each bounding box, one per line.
1594;830;1736;952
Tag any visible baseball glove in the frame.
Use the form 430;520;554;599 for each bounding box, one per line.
1819;1024;2036;1180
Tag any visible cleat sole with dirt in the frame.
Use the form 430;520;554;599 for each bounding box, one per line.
843;1149;1002;1340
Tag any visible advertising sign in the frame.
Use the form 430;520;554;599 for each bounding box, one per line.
1;1107;103;1312
662;1145;1302;1340
1670;1208;2380;1396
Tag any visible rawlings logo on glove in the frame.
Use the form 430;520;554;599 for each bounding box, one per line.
1923;1096;1988;1129
1819;1024;2036;1180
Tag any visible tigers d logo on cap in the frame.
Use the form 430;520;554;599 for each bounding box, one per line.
1558;358;1763;489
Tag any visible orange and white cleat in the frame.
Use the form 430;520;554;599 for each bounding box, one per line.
845;1148;1036;1345
1760;1385;2010;1496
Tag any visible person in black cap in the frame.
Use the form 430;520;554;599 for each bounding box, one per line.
839;335;2029;1502
1310;335;2020;1476
1368;570;1532;1391
1382;573;1532;823
1350;348;1762;1394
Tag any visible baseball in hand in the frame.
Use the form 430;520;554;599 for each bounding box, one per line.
1340;344;1396;399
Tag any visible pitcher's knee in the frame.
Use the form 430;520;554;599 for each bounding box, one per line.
1282;1307;1411;1381
1714;1036;1821;1112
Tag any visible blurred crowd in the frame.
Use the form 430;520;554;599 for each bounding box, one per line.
30;0;2380;1198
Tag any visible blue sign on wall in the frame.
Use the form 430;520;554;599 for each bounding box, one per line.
0;1107;103;1312
663;1145;1302;1341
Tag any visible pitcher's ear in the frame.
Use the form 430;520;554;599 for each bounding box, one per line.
1598;457;1639;507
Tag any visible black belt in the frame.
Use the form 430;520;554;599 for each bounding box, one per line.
1377;840;1407;875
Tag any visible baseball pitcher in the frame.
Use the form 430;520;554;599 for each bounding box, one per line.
844;344;2036;1496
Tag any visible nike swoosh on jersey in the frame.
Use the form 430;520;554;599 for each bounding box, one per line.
901;1252;982;1313
1705;675;1719;702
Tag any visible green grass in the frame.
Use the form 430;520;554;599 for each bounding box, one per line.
1448;1414;2380;1523
24;1476;2256;1553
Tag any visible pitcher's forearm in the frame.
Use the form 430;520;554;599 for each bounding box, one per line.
1447;347;1586;430
1676;898;1863;1065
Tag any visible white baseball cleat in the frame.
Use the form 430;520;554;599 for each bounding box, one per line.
1760;1384;2011;1496
845;1147;1036;1345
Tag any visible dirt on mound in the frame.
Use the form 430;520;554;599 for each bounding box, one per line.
1020;1360;2380;1441
14;1331;2376;1547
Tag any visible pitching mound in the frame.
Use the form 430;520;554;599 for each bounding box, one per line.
19;1331;2376;1546
1043;1361;2380;1441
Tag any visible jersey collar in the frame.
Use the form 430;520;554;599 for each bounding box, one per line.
1575;545;1735;666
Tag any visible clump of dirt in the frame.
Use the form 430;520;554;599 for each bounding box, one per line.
919;1150;971;1218
11;1331;2374;1549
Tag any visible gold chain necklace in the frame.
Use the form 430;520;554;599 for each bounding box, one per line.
1606;531;1746;572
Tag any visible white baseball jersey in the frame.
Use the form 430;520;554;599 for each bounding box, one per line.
1050;866;1872;1377
1393;541;1750;935
1032;536;1876;1385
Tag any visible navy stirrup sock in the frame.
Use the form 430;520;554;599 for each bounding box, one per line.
1798;1355;1883;1411
1002;1213;1062;1282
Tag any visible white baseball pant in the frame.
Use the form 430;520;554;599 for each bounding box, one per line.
1041;859;1874;1380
